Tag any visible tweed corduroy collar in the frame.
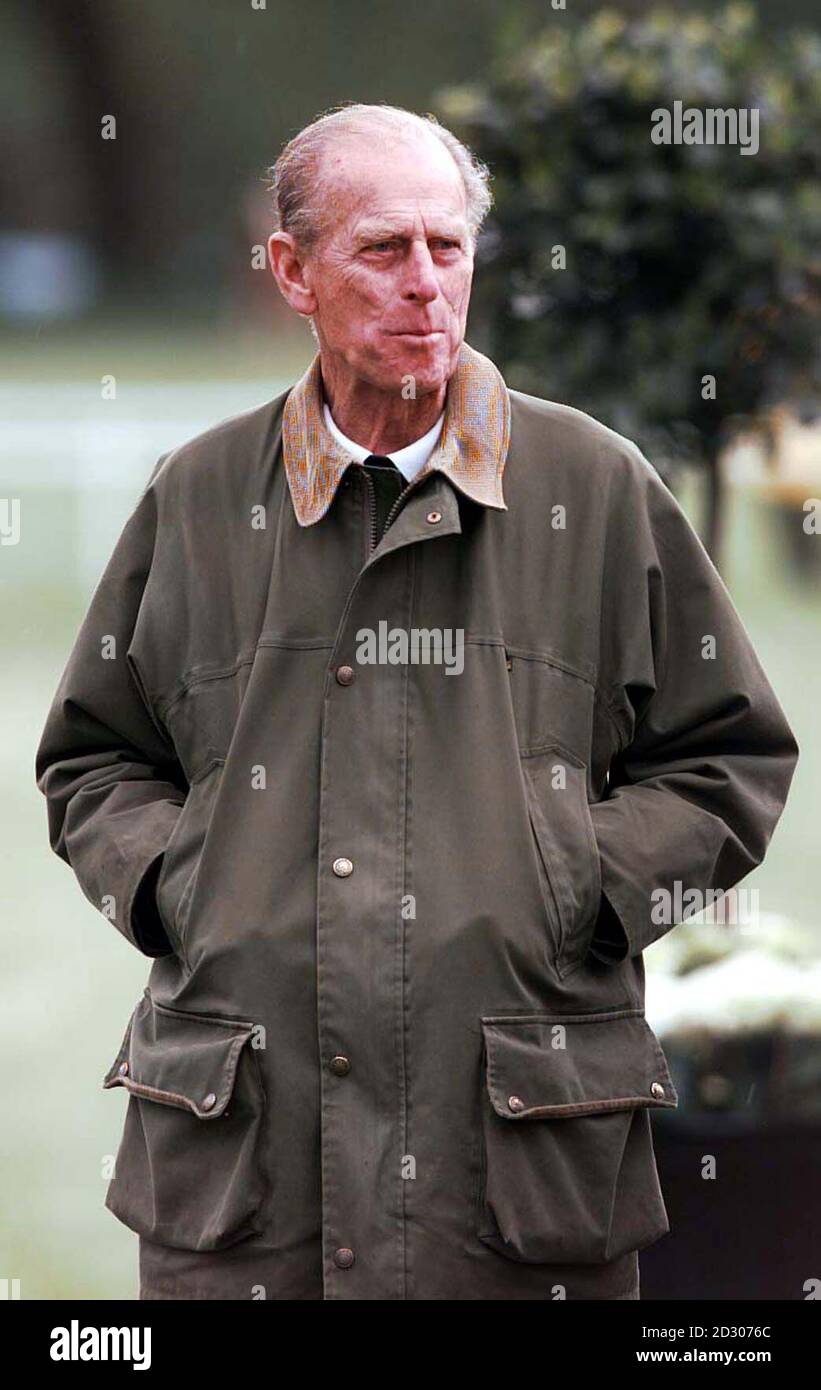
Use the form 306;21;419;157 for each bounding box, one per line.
281;340;510;527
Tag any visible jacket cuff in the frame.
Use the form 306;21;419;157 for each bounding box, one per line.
586;890;630;965
130;853;174;957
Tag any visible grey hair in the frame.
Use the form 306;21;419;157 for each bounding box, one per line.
268;102;493;254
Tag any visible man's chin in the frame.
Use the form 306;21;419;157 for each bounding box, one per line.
377;334;461;393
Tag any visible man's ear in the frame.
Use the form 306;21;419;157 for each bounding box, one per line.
268;232;317;317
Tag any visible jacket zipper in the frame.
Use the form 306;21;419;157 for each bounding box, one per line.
362;466;439;555
382;479;419;536
362;469;378;554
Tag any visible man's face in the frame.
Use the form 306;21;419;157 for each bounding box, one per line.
303;134;474;396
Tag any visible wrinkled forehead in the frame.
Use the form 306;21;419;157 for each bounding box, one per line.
316;131;469;237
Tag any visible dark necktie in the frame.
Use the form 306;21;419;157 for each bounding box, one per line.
362;454;406;542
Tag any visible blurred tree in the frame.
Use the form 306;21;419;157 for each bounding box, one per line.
438;3;821;558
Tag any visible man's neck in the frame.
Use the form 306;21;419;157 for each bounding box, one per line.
319;358;447;455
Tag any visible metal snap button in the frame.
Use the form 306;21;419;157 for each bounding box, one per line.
508;1095;525;1112
651;1082;665;1099
118;1061;129;1077
426;510;442;524
332;857;354;877
329;1055;351;1076
333;1247;355;1269
336;665;355;686
202;1092;217;1111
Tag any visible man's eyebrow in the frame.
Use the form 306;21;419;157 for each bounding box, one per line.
354;222;466;245
354;225;405;244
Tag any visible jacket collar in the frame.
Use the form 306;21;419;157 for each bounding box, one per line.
281;340;510;527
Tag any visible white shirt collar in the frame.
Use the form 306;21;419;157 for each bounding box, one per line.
322;401;445;483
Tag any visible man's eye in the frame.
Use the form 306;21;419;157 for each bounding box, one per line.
432;239;461;251
367;241;396;253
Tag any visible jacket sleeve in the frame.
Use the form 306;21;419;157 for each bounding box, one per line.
586;447;799;963
35;464;187;957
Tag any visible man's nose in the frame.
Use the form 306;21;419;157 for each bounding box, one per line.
401;243;439;304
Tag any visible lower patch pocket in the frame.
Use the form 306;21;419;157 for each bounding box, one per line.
103;991;266;1252
478;1009;678;1266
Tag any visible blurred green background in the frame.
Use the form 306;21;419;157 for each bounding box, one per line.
1;0;819;1299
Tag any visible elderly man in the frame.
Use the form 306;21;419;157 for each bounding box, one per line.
37;103;797;1301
